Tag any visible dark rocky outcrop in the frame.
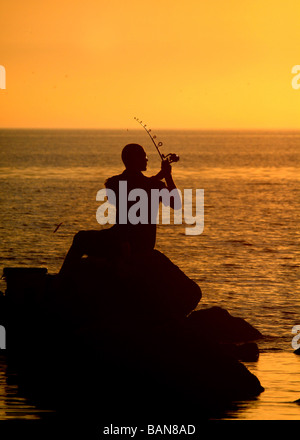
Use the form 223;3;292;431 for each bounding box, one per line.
221;342;260;362
186;306;263;343
2;250;264;420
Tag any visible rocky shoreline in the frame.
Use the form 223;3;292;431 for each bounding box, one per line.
1;250;264;420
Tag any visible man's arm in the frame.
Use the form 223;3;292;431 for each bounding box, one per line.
152;160;182;209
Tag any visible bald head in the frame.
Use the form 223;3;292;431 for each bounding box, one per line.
121;144;148;171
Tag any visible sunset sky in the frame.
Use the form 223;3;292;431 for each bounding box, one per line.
0;0;299;129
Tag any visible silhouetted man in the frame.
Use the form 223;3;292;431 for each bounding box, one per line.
59;143;181;276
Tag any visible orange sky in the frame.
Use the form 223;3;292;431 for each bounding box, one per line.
0;0;299;129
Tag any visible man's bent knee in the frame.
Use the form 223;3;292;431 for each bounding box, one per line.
72;230;87;247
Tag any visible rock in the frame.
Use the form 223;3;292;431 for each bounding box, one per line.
220;342;260;361
50;249;202;334
186;306;263;344
237;342;260;361
2;253;264;419
138;324;264;404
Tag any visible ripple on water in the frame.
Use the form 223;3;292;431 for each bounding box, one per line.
220;353;300;420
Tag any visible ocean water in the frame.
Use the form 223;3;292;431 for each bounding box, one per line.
0;128;300;420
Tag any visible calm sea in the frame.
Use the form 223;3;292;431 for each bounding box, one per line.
0;129;300;420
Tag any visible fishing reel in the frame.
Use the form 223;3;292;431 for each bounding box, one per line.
162;153;180;164
134;117;180;164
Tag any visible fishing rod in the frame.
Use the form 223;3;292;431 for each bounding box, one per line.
134;117;179;164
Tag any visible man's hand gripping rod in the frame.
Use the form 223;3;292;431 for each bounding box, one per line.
134;117;179;164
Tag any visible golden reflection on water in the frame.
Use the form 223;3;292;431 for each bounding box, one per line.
223;353;300;420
